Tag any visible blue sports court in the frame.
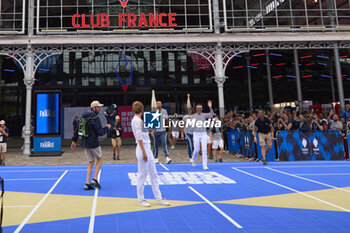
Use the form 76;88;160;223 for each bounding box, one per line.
2;161;350;233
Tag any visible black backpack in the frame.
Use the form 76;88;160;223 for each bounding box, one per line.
78;113;96;138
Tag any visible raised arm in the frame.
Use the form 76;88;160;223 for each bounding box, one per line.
203;100;214;119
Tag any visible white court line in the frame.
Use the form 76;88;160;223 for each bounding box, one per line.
158;162;169;171
295;173;350;176
4;206;35;208
0;169;86;173
14;170;68;233
188;186;243;229
266;167;350;193
5;178;58;181
232;165;350;169
0;160;347;169
88;170;101;233
233;168;350;212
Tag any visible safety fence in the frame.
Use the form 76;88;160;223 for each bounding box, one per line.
0;177;3;233
227;129;347;161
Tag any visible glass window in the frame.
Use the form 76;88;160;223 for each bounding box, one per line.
182;75;188;84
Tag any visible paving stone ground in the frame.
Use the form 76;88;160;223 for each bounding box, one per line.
3;138;247;166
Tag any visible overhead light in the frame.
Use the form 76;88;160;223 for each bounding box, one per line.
270;53;282;57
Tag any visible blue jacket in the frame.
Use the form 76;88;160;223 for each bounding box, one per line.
340;110;350;123
72;111;108;149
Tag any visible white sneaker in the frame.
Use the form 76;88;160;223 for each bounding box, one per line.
166;157;172;164
203;166;209;170
170;145;175;150
190;158;193;163
156;199;170;206
139;200;151;207
154;158;159;164
192;160;196;167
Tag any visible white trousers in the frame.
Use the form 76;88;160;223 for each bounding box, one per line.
136;143;162;202
192;132;208;168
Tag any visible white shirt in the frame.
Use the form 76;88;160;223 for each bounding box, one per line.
155;108;168;132
132;115;151;144
192;109;214;133
183;115;193;133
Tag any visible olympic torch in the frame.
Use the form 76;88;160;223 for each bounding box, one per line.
187;93;191;115
151;90;157;112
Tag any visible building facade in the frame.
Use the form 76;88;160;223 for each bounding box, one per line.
0;0;350;140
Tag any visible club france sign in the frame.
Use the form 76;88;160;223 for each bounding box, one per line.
72;0;177;29
72;13;177;29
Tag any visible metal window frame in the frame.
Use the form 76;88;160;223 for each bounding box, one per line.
223;0;350;33
0;0;26;34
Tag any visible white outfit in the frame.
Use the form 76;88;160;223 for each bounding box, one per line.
171;131;179;138
192;132;208;168
132;115;162;202
191;110;214;169
212;139;224;149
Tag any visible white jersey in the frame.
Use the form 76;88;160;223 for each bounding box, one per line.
183;115;193;133
131;115;151;144
192;109;214;133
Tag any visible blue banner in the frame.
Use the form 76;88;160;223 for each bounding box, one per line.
277;130;344;161
33;137;61;152
256;135;276;162
241;130;254;158
35;93;60;135
227;129;276;161
348;134;350;159
227;129;240;153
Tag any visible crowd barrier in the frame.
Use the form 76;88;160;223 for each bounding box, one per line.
227;129;345;161
227;129;276;161
277;130;345;161
0;177;3;233
347;133;350;159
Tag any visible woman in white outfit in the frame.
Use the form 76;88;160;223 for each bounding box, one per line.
131;101;170;207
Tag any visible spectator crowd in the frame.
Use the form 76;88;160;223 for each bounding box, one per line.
219;103;350;160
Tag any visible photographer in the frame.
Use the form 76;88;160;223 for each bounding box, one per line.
310;115;323;131
71;100;111;190
277;113;293;131
111;115;123;160
0;120;9;166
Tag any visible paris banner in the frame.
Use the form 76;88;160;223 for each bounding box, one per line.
277;130;345;161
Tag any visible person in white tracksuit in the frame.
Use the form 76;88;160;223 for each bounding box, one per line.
131;101;170;207
191;100;214;170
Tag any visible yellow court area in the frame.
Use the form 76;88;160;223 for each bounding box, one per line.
4;191;202;227
219;187;350;212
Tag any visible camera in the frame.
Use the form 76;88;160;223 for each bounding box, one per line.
104;104;117;124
